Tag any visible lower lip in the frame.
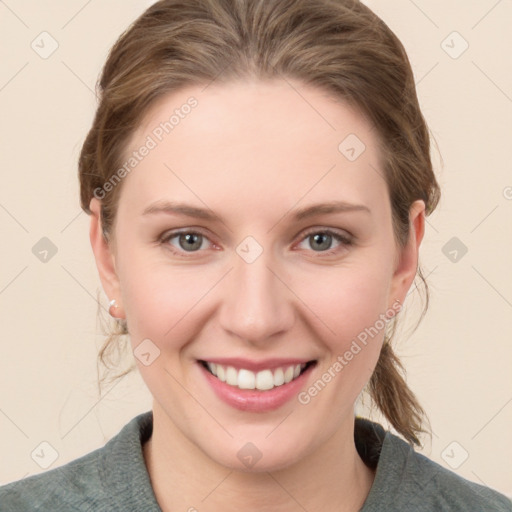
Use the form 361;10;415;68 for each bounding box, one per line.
199;363;315;412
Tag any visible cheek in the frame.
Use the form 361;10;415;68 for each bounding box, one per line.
289;258;392;396
282;265;391;436
119;257;217;344
290;258;393;343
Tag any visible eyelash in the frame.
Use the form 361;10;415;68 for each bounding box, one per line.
159;227;353;258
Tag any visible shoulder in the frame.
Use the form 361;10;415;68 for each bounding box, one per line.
0;444;105;511
398;445;512;511
357;420;512;512
0;411;157;512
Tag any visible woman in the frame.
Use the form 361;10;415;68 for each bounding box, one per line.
1;0;510;510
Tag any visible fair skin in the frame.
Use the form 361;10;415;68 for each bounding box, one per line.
89;79;425;511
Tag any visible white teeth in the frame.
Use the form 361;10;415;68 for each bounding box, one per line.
238;369;256;389
255;370;274;391
284;366;294;383
273;367;284;386
226;366;238;386
204;362;310;390
216;364;226;382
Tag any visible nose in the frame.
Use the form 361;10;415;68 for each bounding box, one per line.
218;247;295;346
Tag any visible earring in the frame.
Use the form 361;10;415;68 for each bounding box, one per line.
108;298;119;317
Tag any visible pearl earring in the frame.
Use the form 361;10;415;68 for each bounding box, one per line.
108;299;119;317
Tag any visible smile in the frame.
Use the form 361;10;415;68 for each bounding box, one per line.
201;361;315;391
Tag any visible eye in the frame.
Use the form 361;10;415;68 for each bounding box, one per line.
159;227;353;258
160;229;214;255
296;228;353;255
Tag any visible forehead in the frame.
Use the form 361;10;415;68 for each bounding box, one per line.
118;79;388;223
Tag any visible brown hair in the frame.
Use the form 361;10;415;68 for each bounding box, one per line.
79;0;440;446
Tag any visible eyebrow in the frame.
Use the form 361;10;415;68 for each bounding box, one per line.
142;199;371;222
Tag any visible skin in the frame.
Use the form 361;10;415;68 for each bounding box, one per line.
89;78;425;511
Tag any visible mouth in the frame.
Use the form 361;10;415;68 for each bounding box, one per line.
199;360;317;391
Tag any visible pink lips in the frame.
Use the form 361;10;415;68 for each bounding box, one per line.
201;357;312;372
198;358;316;412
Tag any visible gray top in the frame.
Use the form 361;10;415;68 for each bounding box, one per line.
0;410;510;511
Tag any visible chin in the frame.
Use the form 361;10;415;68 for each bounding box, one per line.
200;433;313;474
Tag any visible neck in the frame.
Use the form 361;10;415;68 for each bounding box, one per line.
143;403;375;512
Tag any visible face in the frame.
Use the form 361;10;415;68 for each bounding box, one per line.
90;79;424;471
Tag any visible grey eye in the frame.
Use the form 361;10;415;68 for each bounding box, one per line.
177;233;204;251
308;233;334;251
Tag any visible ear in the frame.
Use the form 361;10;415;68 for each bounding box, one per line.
388;199;426;310
89;197;125;319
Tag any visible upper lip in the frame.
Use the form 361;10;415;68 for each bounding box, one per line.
198;357;316;372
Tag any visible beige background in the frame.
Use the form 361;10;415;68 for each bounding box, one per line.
1;0;511;498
